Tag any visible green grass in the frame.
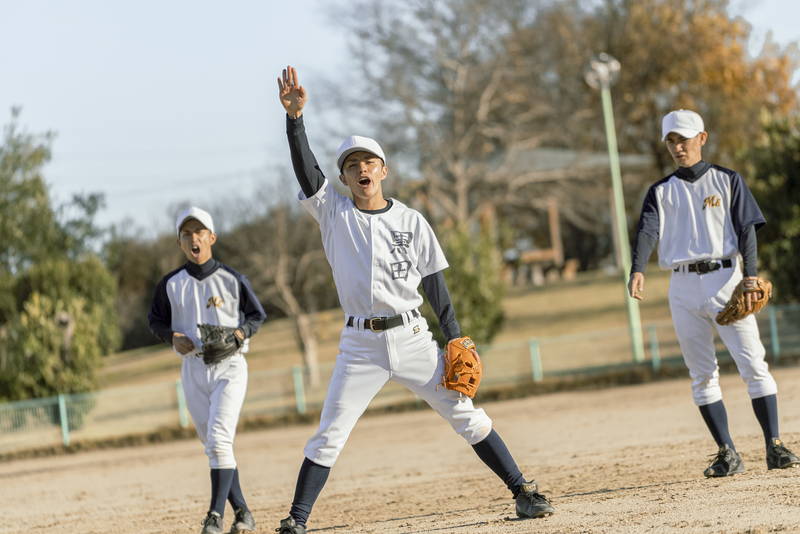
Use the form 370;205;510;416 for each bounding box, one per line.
99;269;673;388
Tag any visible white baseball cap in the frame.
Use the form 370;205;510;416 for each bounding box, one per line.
336;135;386;172
662;109;705;141
175;206;215;236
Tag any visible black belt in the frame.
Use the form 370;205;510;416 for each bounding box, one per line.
674;258;732;274
346;310;419;332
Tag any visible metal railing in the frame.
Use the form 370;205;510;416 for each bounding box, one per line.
2;304;798;455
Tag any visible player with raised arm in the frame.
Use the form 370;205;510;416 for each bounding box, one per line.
272;65;555;534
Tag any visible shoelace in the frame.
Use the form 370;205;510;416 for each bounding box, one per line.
521;490;551;504
202;514;222;528
708;449;731;464
772;443;794;458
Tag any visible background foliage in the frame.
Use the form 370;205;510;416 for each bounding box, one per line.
747;114;800;303
0;110;120;401
1;0;799;401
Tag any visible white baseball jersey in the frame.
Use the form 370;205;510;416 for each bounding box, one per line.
161;269;250;356
299;179;448;317
148;259;266;468
636;164;765;269
632;161;774;407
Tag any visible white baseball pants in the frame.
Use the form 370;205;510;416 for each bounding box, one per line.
304;313;493;467
182;353;248;469
668;258;777;406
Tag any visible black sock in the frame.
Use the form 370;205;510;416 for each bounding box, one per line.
752;394;780;447
699;400;735;450
471;429;526;496
227;468;248;512
209;468;236;516
289;458;331;527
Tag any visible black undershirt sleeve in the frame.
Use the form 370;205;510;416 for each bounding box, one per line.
421;270;461;341
286;114;326;197
631;233;658;275
631;186;659;274
739;224;758;277
238;275;268;338
147;277;174;344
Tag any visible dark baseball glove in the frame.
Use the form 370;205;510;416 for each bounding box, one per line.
197;324;243;365
716;277;773;326
441;336;482;398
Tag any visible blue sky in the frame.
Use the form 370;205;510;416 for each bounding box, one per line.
1;0;798;236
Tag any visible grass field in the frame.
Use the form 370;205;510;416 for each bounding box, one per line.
99;269;674;388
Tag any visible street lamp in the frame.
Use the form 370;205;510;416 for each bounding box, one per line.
584;53;646;364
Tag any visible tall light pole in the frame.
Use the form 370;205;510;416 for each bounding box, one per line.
584;53;645;363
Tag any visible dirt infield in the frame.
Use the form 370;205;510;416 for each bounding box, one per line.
3;367;800;534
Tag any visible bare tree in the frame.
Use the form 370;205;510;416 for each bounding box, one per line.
215;183;336;387
331;0;799;269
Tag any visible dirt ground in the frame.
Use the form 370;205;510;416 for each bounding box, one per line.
3;366;800;534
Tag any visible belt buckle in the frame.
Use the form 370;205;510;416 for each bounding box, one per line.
366;318;382;332
697;261;710;274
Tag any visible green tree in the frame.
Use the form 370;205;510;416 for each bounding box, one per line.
0;109;120;401
422;224;505;347
746;115;800;303
0;107;60;274
102;226;183;350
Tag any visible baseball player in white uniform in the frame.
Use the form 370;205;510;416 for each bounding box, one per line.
149;207;267;534
628;109;799;477
272;66;554;534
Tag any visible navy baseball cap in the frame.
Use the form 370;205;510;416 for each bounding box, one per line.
336;135;386;172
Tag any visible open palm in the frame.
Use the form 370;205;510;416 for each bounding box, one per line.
278;65;307;118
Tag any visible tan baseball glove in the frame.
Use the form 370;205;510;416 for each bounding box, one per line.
441;336;482;398
716;277;773;326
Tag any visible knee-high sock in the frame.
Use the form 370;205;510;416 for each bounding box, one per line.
471;429;525;496
752;394;780;447
699;400;735;450
227;468;248;512
289;458;331;527
210;468;236;516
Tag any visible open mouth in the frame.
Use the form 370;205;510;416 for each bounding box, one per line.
358;177;371;186
191;245;201;255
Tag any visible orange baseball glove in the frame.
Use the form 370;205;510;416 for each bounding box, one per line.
441;336;482;398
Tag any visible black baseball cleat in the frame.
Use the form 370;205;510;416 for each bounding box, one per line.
515;480;555;519
275;516;307;534
766;438;800;470
201;511;224;534
703;444;745;477
229;508;256;534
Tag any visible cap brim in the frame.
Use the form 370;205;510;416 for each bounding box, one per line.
663;128;702;141
337;148;383;172
176;216;211;236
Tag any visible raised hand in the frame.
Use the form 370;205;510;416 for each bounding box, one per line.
278;65;307;119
